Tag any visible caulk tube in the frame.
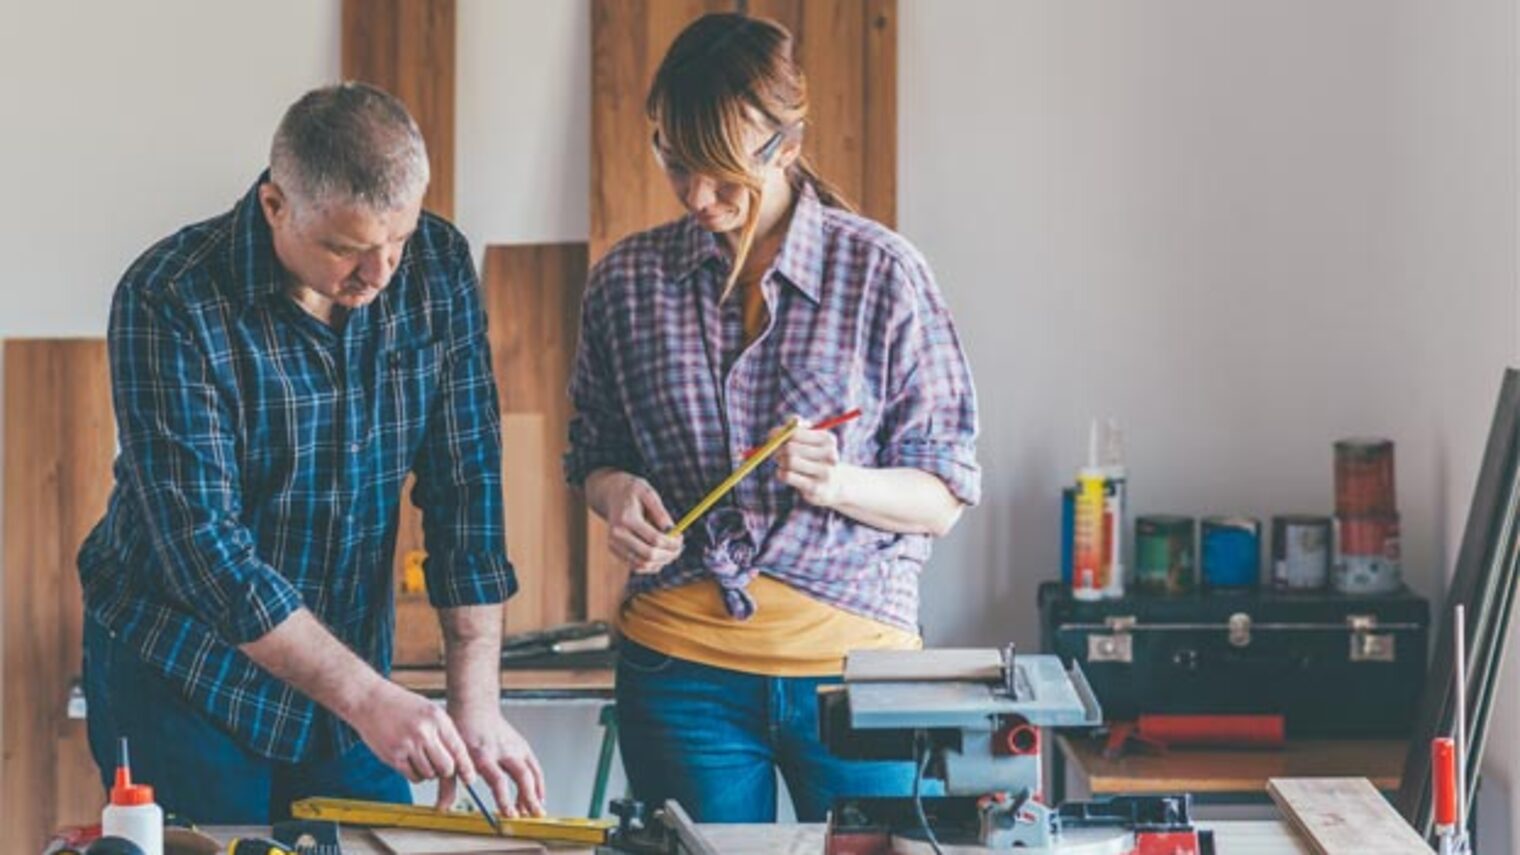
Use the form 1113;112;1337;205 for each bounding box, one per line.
1098;418;1127;599
1073;468;1107;602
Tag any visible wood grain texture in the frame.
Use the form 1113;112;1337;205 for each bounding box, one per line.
1060;735;1406;795
482;245;589;634
393;667;614;696
341;0;457;218
1267;778;1428;855
586;0;897;621
3;340;115;852
342;0;459;665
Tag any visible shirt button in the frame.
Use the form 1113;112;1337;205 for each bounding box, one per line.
349;442;361;453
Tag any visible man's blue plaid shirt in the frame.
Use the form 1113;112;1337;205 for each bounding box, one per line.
79;175;516;761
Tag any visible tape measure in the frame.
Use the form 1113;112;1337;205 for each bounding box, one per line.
289;797;614;845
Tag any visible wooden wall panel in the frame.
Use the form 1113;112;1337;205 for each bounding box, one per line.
587;0;898;620
343;0;460;664
3;340;115;852
590;0;734;263
482;245;590;633
341;0;457;218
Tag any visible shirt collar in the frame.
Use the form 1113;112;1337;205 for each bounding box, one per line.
666;181;827;305
228;171;287;308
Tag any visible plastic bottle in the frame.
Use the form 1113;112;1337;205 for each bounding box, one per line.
1097;418;1127;599
102;737;162;855
1073;467;1107;602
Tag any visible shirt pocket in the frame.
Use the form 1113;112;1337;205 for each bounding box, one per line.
776;359;873;464
379;338;446;474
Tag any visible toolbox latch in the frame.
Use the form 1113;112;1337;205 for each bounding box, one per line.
1348;614;1396;663
1088;616;1135;664
1228;613;1252;647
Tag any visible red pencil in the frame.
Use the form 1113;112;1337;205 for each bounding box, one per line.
742;409;863;459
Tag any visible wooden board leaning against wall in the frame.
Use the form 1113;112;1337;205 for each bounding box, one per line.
2;340;116;851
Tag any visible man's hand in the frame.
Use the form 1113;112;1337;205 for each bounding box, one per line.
775;416;852;508
587;470;684;574
437;702;547;818
350;680;477;785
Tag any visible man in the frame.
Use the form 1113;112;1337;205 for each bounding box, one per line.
78;82;544;824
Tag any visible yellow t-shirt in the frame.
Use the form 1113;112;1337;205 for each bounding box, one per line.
619;575;921;676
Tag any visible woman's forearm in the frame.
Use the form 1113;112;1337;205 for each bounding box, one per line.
828;465;964;536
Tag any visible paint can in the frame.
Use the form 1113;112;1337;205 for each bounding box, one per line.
1335;438;1397;516
1270;515;1332;591
1201;516;1261;589
1333;513;1402;594
1135;515;1195;595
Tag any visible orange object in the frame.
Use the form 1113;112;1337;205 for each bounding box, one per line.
1432;737;1457;827
1137;714;1285;748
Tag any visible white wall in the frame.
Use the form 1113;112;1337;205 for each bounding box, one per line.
0;1;342;336
4;0;1520;839
900;0;1518;844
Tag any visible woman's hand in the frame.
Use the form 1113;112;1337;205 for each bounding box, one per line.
775;416;853;508
587;470;685;574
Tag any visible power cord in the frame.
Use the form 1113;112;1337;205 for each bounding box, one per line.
912;730;945;855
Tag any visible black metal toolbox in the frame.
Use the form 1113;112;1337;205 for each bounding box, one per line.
1037;581;1429;737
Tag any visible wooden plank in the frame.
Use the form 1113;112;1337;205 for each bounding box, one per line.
1060;735;1406;795
860;0;897;225
502;414;548;634
341;0;457;218
370;828;545;854
1268;778;1428;855
342;0;460;666
3;340;115;850
393;667;614;697
586;1;897;622
482;245;589;633
589;0;733;263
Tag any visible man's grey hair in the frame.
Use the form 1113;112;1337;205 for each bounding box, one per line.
270;82;430;212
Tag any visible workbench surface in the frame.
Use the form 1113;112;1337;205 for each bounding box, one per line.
209;819;1313;853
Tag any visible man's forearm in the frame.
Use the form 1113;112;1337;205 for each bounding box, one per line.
239;608;385;722
439;604;504;713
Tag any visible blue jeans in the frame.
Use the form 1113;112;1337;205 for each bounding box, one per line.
83;618;410;824
615;639;919;822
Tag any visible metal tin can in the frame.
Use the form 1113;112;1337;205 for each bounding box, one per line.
1271;515;1332;591
1333;513;1402;594
1201;516;1261;589
1135;515;1195;595
1334;438;1397;516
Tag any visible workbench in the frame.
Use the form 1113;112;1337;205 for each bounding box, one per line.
207;820;1314;854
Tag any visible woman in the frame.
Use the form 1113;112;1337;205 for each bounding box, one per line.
566;13;980;822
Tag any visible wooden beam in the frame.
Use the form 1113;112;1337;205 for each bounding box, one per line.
341;0;457;219
3;340;115;847
482;244;590;633
342;0;460;665
1268;777;1429;855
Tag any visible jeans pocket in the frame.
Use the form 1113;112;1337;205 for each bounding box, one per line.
617;639;676;675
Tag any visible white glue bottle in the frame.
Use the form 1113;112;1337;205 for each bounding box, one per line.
102;737;162;855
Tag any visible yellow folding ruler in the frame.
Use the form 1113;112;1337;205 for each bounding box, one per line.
290;797;615;845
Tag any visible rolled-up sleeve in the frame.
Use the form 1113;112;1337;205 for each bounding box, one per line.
564;268;645;486
876;253;982;506
410;238;518;608
111;286;304;644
